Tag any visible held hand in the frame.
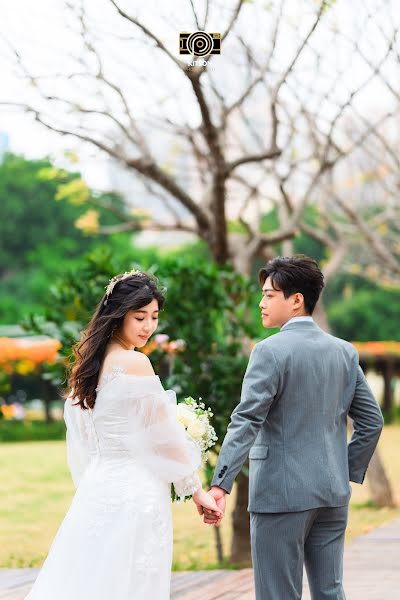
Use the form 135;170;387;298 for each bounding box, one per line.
203;487;226;526
192;489;224;526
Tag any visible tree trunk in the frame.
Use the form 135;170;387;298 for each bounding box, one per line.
41;379;54;423
382;361;394;415
230;470;252;565
225;245;252;565
367;449;396;508
313;296;331;332
213;525;225;564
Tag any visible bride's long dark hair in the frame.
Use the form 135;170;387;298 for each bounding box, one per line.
68;271;165;410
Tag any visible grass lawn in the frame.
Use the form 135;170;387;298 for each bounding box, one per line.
1;425;399;570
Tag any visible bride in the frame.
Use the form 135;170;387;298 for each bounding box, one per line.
25;269;223;600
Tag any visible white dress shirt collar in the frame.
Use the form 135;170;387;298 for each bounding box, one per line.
280;316;314;330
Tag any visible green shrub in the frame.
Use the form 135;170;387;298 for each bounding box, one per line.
0;420;66;442
25;247;269;466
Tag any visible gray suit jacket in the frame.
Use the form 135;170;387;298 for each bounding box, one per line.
211;320;384;513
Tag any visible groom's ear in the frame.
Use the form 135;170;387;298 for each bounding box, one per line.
292;292;305;309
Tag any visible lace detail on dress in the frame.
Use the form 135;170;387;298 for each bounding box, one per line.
84;409;101;454
96;365;126;392
174;472;201;499
84;478;171;564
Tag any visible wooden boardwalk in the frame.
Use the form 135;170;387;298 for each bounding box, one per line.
1;518;400;599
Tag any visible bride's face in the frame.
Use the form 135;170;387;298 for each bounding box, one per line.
121;299;159;348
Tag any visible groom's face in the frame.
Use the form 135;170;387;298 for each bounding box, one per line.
259;276;302;328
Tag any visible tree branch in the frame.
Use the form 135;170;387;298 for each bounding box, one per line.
108;0;187;71
269;1;327;152
4;103;211;235
332;192;400;276
225;147;282;175
221;1;244;42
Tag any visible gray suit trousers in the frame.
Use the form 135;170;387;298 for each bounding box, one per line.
250;505;348;600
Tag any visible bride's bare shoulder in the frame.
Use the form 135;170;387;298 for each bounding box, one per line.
103;350;155;377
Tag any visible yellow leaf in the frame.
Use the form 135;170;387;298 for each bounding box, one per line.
75;209;100;234
37;167;68;181
65;308;78;320
365;265;379;279
377;223;389;236
55;179;90;205
64;150;80;164
350;264;361;274
160;163;174;177
15;359;36;375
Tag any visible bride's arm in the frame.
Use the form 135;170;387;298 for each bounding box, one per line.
111;353;222;516
118;352;203;494
64;396;90;488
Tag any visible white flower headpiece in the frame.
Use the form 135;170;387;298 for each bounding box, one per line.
104;269;145;304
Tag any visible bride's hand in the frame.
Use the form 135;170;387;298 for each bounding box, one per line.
192;489;224;526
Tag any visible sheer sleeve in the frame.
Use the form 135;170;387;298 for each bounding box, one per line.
173;470;202;498
115;376;202;494
64;397;90;488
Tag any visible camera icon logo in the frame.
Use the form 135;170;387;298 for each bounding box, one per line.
179;32;221;56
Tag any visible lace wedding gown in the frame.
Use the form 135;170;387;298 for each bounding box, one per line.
25;367;201;600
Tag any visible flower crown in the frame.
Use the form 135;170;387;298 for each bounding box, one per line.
104;269;145;304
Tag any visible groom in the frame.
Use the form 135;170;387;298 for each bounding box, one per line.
202;255;384;599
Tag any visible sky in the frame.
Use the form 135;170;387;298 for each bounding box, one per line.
0;0;398;192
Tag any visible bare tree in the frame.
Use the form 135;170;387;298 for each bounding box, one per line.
1;0;399;562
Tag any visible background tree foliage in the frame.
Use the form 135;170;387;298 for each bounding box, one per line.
0;153;130;322
326;275;400;342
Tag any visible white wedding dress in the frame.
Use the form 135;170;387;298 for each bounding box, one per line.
25;367;201;600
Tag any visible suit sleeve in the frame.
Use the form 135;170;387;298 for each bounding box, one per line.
211;343;279;493
348;362;384;484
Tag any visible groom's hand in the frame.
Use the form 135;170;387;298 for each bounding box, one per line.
202;487;226;526
192;489;224;527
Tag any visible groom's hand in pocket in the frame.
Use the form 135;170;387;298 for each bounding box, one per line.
202;487;226;526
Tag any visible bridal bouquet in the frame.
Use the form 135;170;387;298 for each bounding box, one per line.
177;396;218;463
172;397;217;502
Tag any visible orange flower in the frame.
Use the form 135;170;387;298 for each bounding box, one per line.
166;340;186;354
352;341;400;357
0;337;61;369
0;404;15;419
141;337;186;356
141;340;157;356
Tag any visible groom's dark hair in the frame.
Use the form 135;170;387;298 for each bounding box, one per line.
259;255;324;314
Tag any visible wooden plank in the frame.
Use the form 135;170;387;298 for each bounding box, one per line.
171;570;228;596
171;570;254;600
2;519;400;600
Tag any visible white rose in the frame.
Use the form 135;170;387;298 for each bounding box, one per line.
177;405;195;428
187;419;206;440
